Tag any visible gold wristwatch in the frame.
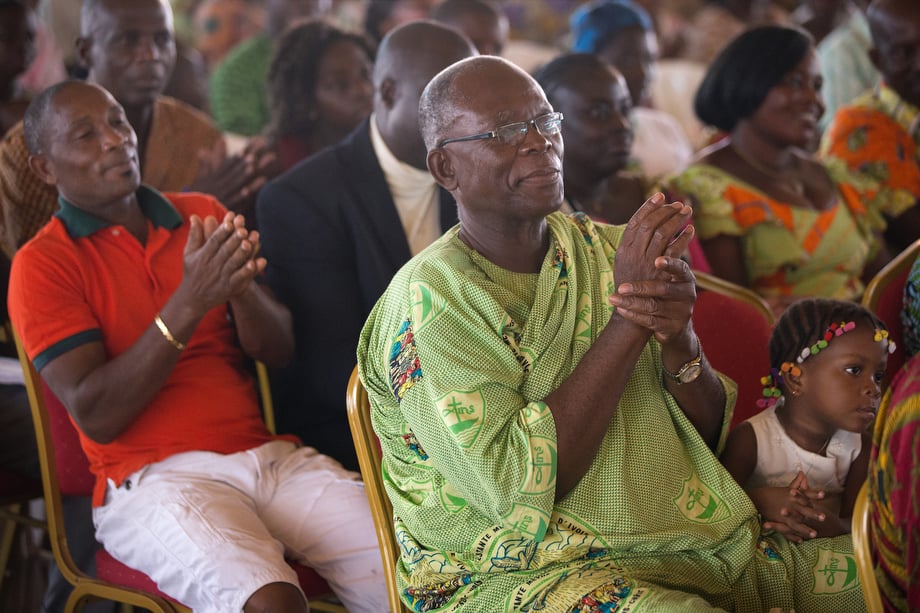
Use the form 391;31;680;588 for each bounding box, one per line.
663;346;703;385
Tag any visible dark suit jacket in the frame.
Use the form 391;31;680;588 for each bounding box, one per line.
256;119;457;470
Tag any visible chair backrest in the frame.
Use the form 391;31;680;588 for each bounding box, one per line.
693;271;775;428
852;482;885;613
862;238;920;388
345;366;410;613
11;329;183;612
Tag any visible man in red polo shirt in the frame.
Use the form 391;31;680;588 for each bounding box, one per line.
8;80;386;613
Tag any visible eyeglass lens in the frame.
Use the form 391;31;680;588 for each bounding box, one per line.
496;113;563;145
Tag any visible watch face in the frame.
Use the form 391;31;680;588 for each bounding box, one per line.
679;363;703;384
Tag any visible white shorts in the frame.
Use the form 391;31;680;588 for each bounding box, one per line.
93;440;387;613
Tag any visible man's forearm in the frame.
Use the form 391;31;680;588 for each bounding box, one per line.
230;284;294;368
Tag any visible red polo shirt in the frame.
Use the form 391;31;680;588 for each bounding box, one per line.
9;187;283;505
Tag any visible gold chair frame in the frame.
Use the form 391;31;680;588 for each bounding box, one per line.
694;270;776;326
346;366;411;613
862;238;920;313
13;329;189;613
852;482;884;613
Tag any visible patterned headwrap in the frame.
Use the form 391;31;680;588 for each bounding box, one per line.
569;0;653;54
902;254;920;357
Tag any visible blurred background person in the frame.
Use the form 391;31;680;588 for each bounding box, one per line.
431;0;508;56
665;25;888;317
820;0;920;257
816;0;877;133
0;0;37;135
192;0;265;71
791;0;855;46
534;52;646;225
266;18;374;170
363;0;440;46
570;0;693;180
682;0;790;65
209;0;332;137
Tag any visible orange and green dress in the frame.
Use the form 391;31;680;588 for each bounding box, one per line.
665;159;882;302
820;84;919;230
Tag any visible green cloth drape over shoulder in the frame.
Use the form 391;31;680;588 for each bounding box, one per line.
358;212;866;612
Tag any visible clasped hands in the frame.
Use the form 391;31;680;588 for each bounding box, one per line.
609;192;696;345
179;211;266;316
753;471;830;543
190;137;278;216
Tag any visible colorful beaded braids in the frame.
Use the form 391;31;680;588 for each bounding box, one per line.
757;321;897;408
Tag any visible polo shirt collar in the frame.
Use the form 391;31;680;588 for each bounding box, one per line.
55;184;183;239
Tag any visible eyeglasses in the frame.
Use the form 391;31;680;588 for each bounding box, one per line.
437;112;564;148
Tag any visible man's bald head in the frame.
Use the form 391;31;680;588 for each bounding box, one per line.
372;20;476;89
867;0;920;106
23;80;84;156
372;20;476;169
419;56;535;151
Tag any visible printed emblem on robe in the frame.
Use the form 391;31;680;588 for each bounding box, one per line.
436;389;485;448
574;291;592;346
438;482;468;513
410;280;447;334
520;435;557;495
811;547;859;595
673;473;731;524
503;502;550;541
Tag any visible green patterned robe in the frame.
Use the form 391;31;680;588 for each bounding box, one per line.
358;212;866;612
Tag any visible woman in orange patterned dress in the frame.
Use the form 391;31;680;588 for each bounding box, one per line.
665;25;888;317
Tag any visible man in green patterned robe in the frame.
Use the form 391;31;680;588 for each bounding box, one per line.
357;56;866;612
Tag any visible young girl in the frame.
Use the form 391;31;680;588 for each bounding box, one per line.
720;298;895;543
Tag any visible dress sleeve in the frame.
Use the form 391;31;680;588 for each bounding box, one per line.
665;165;745;240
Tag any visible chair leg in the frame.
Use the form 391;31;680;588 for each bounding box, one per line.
0;504;21;596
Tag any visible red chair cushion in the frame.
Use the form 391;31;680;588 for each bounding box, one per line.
41;380;94;497
692;290;773;428
873;267;909;386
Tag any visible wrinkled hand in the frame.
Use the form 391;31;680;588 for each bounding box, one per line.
608;193;696;343
754;472;827;543
190;137;278;215
179;212;266;314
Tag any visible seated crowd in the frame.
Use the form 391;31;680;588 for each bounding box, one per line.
1;0;918;611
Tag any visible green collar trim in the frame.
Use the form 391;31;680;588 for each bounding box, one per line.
55;185;183;239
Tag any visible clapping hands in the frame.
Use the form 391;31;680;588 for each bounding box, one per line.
608;192;696;344
179;212;265;316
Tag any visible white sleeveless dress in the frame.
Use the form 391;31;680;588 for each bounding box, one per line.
744;403;861;506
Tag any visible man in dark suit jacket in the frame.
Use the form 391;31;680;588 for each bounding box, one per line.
256;21;476;470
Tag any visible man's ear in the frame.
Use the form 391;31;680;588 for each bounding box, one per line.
28;154;57;187
378;77;396;110
427;148;457;191
75;36;93;71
